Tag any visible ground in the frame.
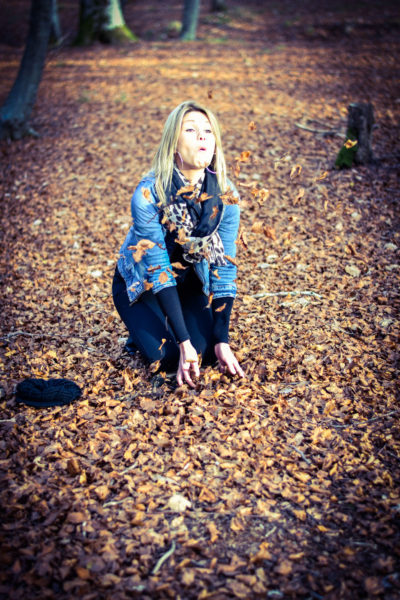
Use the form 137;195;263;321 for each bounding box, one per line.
0;1;399;598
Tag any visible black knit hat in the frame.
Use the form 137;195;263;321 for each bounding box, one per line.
16;378;82;408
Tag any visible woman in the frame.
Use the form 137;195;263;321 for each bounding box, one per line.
112;100;244;387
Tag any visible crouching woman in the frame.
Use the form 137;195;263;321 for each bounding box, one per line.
112;100;244;387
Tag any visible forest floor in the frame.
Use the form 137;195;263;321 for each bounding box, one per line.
0;1;399;598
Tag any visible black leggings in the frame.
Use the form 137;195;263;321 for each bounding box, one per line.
112;268;215;371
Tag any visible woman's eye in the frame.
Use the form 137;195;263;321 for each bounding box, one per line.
205;129;212;134
186;128;195;132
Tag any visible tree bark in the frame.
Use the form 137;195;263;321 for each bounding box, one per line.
211;0;226;11
180;0;200;41
335;102;374;168
0;0;52;140
50;0;62;45
75;0;137;46
349;102;374;164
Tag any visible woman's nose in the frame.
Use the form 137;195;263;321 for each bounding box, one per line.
198;130;205;140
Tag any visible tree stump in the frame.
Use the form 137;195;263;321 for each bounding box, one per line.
335;102;374;168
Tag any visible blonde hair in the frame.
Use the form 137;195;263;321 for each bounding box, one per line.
150;100;228;205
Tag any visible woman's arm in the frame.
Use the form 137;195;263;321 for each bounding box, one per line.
157;286;199;387
131;180;177;292
211;184;244;377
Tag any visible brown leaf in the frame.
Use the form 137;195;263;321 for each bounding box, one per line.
220;189;239;204
224;255;238;266
66;458;81;475
210;205;219;219
176;184;195;197
290;164;302;179
215;303;226;312
142;187;151;201
143;279;154;291
158;271;169;283
196;192;212;203
129;239;156;262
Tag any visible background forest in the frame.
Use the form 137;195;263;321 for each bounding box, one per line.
0;1;399;598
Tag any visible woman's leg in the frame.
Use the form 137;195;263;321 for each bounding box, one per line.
178;270;215;366
112;268;179;370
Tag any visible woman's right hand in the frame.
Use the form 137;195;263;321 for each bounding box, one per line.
177;340;200;388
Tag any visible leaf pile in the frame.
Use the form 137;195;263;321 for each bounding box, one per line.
0;1;399;598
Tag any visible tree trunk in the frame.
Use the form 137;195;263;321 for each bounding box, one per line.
335;102;374;168
180;0;200;41
349;102;374;164
211;0;226;11
75;0;137;46
50;0;62;45
0;0;52;141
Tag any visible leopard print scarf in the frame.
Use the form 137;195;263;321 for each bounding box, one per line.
163;167;226;266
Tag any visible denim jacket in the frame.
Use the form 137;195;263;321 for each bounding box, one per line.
117;173;240;303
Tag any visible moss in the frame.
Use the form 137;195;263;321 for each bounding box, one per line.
100;25;138;45
335;127;358;169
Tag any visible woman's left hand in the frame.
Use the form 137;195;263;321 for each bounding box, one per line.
214;343;245;378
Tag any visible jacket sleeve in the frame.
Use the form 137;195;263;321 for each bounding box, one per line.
131;180;177;293
209;181;240;298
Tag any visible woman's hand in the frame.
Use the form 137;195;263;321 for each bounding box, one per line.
215;343;245;378
177;340;200;387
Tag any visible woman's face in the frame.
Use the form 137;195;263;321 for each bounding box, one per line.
176;111;216;172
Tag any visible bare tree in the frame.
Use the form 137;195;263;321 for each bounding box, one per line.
180;0;200;41
0;0;52;140
211;0;226;11
50;0;62;45
75;0;137;45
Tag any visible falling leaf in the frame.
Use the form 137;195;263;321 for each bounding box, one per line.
142;187;151;201
215;303;226;312
224;255;238;266
129;239;156;262
344;138;358;148
158;271;169;283
239;228;248;250
212;269;220;279
196;192;212;203
238;151;251;162
248;121;257;131
176;184;195;197
210;206;219;219
176;228;189;244
220;189;239;204
143;280;154;291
